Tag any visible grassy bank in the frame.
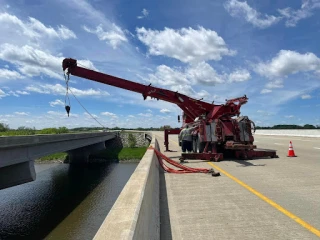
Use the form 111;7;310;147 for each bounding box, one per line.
35;147;148;163
35;152;68;163
92;147;148;162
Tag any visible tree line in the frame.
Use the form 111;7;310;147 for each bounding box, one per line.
1;122;319;136
256;124;320;129
0;123;69;136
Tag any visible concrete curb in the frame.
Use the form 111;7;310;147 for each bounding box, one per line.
93;134;160;240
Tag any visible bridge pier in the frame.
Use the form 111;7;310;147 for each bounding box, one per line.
67;142;106;164
0;161;35;190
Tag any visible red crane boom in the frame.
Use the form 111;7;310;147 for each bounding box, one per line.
62;58;277;161
63;58;247;123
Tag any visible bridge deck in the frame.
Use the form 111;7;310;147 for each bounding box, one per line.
154;132;320;240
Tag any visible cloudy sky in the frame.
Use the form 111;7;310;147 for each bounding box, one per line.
0;0;320;129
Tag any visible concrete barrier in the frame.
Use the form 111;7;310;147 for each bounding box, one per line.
255;129;320;138
93;134;160;240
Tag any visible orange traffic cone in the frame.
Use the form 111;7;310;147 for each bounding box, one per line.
287;141;296;157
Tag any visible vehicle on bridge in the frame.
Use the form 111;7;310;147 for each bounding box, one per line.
62;58;277;161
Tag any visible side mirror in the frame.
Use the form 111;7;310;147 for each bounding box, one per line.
178;115;180;122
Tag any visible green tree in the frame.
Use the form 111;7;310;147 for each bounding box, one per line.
58;127;69;134
303;124;316;129
159;125;171;130
0;122;9;132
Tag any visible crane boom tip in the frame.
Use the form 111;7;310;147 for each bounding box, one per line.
62;58;77;71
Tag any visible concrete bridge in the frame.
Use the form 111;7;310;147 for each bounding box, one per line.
0;132;116;190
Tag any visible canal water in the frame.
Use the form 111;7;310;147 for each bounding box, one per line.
0;162;137;240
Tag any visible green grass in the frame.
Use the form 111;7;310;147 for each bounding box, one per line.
37;152;68;161
0;127;69;136
35;147;147;163
93;147;148;161
0;130;36;136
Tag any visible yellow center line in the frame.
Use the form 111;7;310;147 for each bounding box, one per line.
167;136;320;237
207;162;320;238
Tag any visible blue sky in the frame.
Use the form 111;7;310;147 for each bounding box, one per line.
0;0;319;129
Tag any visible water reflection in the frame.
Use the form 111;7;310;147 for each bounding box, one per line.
0;162;137;240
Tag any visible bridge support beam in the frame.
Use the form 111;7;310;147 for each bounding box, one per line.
67;141;106;164
0;161;35;190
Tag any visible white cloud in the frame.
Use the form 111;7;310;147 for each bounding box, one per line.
265;80;284;89
227;68;251;82
0;89;7;98
301;94;312;99
137;8;149;19
26;83;110;97
147;109;152;112
16;90;30;95
138;113;153;117
101;112;117;118
8;91;19;97
57;25;77;39
0;68;24;79
84;112;98;118
278;0;320;27
136;26;236;63
83;24;127;49
160;108;171;113
261;89;272;94
257;110;275;116
186;62;225;85
49;99;65;107
256;50;320;78
145;63;250;88
69;87;110;97
224;0;281;28
169;84;211;100
261;88;313;106
128;115;135;118
148;65;189;86
47;110;78;118
0;44;96;79
0;12;76;40
15;112;29;116
77;60;97;70
285;115;294;118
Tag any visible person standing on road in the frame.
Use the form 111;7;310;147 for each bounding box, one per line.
178;125;193;153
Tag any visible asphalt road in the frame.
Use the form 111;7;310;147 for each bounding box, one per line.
154;132;320;240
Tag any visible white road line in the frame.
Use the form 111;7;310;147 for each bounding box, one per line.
314;147;320;150
274;143;284;145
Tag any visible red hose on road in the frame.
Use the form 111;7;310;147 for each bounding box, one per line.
149;146;220;176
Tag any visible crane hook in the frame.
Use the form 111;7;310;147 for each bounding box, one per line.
65;105;71;117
